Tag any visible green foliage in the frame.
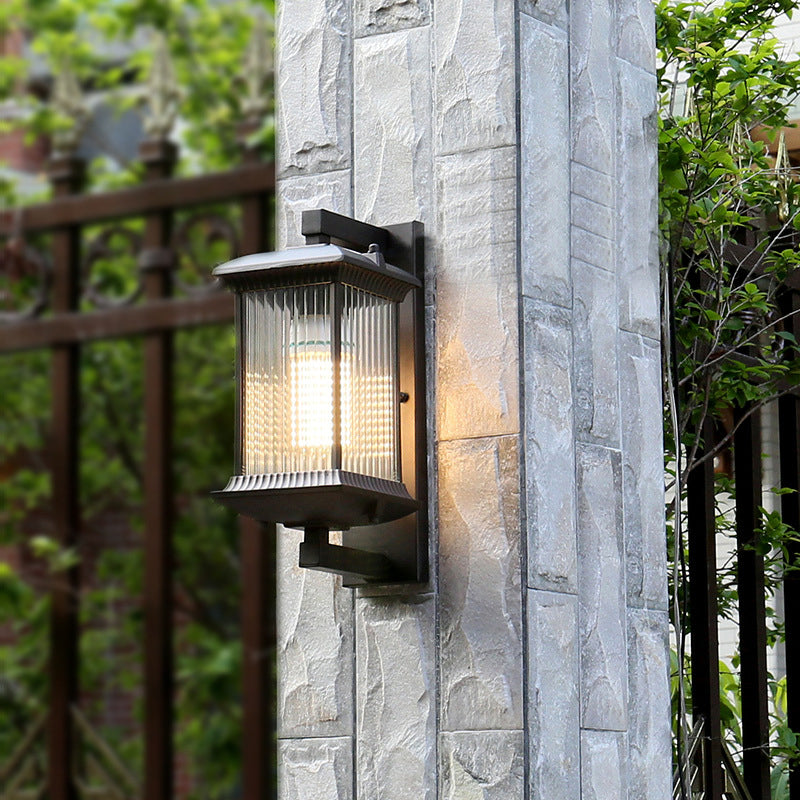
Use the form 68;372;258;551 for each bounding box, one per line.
658;0;800;791
0;0;275;179
0;1;273;795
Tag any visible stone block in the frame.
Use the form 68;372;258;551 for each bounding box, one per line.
573;262;620;445
571;162;614;208
527;589;580;800
440;731;524;800
577;443;627;730
617;0;656;72
277;171;353;248
570;0;615;174
354;28;432;224
277;0;352;177
355;0;430;36
436;148;519;441
279;737;353;800
628;609;672;800
519;0;568;30
523;299;576;592
356;595;436;800
438;435;523;731
571;194;615;242
434;0;516;154
571;228;614;273
617;60;659;340
277;526;354;738
580;730;627;800
521;15;571;307
619;332;668;609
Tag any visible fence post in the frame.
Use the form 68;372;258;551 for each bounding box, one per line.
238;119;277;800
687;416;724;800
780;286;800;800
734;405;770;799
47;154;85;800
139;138;178;800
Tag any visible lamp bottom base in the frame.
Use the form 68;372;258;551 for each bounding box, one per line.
212;469;417;529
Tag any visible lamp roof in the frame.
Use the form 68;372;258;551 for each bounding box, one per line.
213;243;420;300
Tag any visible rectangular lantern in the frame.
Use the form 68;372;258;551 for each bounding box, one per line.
212;242;421;535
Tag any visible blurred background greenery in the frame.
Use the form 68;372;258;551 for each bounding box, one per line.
0;2;275;797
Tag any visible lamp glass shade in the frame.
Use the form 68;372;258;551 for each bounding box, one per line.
241;282;399;481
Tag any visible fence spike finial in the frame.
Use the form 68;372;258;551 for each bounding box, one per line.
50;59;88;156
775;131;792;222
142;31;182;141
239;14;274;125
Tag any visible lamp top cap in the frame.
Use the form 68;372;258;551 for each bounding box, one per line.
213;243;420;297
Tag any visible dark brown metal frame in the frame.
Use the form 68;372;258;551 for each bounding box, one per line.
1;151;276;800
303;210;428;587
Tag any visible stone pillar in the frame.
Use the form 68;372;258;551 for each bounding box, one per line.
275;0;670;798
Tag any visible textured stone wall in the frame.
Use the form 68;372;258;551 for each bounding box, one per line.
275;0;670;797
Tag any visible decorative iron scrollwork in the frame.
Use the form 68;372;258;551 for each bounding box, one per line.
82;226;144;308
0;237;51;322
172;212;239;295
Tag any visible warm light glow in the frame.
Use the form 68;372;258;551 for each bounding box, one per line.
289;348;335;451
242;284;399;481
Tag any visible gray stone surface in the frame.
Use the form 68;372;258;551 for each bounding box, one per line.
354;28;432;224
523;299;576;592
277;0;352;177
527;589;580;800
573;262;620;446
434;0;516;154
355;0;430;36
617;60;659;340
436;148;519;441
277;171;353;247
521;15;571;307
439;435;523;731
617;0;656;72
571;162;614;208
581;730;627;800
440;731;524;800
571;194;615;243
277;527;354;738
570;0;615;174
577;443;627;731
620;332;668;609
628;609;672;800
519;0;568;30
279;737;353;800
572;227;614;273
356;596;436;800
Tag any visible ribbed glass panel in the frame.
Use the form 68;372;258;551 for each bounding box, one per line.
242;284;333;474
341;285;398;481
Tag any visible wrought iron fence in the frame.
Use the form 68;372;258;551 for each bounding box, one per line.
0;138;276;800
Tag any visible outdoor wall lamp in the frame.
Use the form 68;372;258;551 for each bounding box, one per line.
213;210;428;587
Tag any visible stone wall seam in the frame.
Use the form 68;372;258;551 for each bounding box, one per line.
572;253;615;272
514;6;531;792
614;55;657;76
